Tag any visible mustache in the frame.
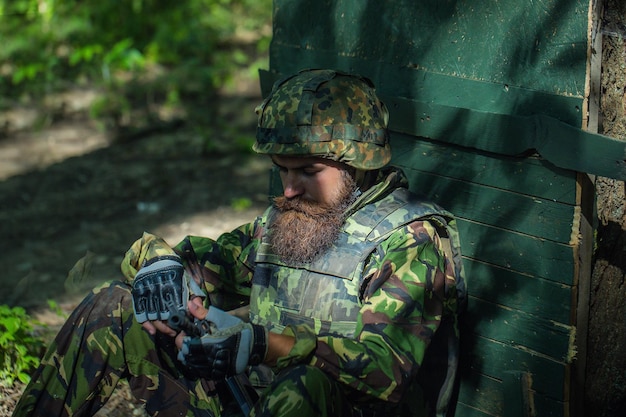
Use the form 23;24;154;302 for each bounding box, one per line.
272;196;332;216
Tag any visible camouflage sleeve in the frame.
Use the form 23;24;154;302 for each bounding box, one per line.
120;232;181;280
172;219;263;311
304;219;456;402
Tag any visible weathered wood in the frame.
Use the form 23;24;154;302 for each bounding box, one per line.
458;370;567;417
503;372;534;417
260;62;582;124
271;0;590;99
468;335;567;398
454;402;495;417
456;220;575;285
387;97;626;180
401;169;577;243
586;0;604;133
466;297;574;361
464;261;572;323
458;371;503;416
390;135;578;205
571;173;595;413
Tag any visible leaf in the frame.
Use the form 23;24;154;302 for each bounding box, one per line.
18;371;32;384
0;316;20;334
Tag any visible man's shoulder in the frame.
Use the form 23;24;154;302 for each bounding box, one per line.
348;187;453;242
371;186;452;220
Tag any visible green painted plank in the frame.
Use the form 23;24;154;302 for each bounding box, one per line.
455;401;497;417
458;371;503;416
271;0;589;97
501;372;567;417
457;220;575;285
533;394;567;417
502;371;534;417
390;133;577;205
457;369;567;417
386;96;626;181
401;169;577;243
465;335;567;400
464;260;572;323
466;297;574;361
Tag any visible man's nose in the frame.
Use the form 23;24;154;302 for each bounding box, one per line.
282;173;304;198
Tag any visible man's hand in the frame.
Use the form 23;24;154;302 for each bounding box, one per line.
176;301;268;380
131;255;188;337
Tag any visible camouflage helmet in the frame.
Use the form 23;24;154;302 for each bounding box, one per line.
253;69;391;170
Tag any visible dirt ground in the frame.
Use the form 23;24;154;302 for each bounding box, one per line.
1;4;625;416
0;83;272;309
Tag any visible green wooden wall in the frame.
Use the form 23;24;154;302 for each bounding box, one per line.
261;0;602;416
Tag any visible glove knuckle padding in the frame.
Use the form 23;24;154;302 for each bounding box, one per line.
131;256;187;323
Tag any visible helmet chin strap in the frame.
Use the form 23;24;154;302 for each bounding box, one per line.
353;169;379;192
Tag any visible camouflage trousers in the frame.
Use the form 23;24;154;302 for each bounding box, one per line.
12;282;371;417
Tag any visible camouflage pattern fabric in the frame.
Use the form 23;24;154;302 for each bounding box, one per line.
253;69;392;170
12;282;222;417
13;167;465;417
249;178;459;340
244;167;465;416
179;167;465;416
250;365;359;417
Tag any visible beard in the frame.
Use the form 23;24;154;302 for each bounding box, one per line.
269;171;358;265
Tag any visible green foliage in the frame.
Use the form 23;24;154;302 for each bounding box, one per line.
0;305;45;387
46;300;69;320
231;197;253;211
0;0;272;146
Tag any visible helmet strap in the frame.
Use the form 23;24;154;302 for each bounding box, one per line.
354;169;379;191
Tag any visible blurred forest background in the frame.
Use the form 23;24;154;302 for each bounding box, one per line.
0;0;273;415
0;0;624;416
0;0;272;139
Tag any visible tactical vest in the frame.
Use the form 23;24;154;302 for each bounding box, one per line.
248;187;463;337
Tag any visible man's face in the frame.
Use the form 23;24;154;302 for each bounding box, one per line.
269;155;358;264
271;155;351;206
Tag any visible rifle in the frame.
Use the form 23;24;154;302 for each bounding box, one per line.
167;309;259;416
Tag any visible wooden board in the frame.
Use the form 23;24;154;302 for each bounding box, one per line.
271;0;590;106
390;135;578;205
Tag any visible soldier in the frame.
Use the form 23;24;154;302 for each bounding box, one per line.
13;69;466;417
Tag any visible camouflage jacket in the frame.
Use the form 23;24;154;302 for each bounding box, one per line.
248;180;461;339
123;167;466;416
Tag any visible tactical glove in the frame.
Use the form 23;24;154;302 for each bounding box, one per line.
178;306;268;380
131;255;188;323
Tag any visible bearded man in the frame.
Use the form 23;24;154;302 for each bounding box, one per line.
13;69;466;417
